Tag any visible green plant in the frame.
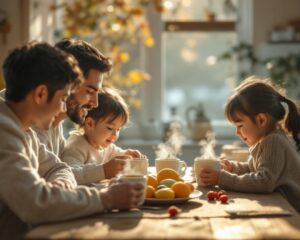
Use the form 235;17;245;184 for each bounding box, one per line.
218;42;300;88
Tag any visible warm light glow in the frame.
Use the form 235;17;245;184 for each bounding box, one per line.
214;225;248;238
181;48;198;62
182;0;192;7
206;56;217;65
111;23;121;32
106;5;114;13
266;62;273;70
163;0;174;10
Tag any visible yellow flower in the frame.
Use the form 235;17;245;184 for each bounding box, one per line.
120;52;130;63
128;70;143;84
144;37;155;47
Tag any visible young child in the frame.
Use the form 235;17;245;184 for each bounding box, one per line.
199;76;300;212
61;87;145;185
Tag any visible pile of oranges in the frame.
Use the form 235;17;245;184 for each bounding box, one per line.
145;168;194;199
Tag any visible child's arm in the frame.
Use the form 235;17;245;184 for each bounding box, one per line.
218;135;286;193
61;146;106;185
220;156;250;175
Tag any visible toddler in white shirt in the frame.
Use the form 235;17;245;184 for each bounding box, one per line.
61;87;144;185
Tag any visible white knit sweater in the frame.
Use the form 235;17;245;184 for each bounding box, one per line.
61;131;125;185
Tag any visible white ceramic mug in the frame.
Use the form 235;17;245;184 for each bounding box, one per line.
118;174;147;206
193;157;221;186
155;158;187;176
127;157;149;175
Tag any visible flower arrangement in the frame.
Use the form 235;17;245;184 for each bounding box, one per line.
51;0;166;108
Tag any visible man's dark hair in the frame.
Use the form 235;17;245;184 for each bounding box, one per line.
3;41;83;102
55;39;112;77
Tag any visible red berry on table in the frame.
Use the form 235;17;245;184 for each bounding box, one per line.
217;190;226;200
168;206;180;217
219;194;229;203
207;191;217;200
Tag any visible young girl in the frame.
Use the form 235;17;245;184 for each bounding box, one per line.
199;77;300;212
61;87;145;185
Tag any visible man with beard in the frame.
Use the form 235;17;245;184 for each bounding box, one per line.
34;39;132;187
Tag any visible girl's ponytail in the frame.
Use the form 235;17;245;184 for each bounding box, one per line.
280;95;300;151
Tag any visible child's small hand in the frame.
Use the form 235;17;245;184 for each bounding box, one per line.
103;156;128;179
199;168;219;186
125;149;145;158
221;159;233;172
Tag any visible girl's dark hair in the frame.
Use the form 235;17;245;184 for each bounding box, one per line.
3;41;83;102
225;76;300;150
85;87;129;126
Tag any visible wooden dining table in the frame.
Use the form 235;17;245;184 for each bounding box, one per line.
26;167;300;239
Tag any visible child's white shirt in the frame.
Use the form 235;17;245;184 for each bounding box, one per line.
61;130;125;185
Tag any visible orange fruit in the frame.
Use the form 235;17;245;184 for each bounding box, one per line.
186;182;195;192
171;182;191;198
145;185;156;198
147;175;158;188
157;168;180;183
155;188;175;199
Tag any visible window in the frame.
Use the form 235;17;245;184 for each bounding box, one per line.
129;0;239;141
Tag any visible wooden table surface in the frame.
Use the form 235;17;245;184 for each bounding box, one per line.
26;168;300;239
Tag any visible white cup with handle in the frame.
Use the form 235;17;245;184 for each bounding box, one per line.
193;157;221;186
155;158;187;176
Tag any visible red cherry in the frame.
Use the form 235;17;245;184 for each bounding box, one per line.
168;206;180;217
219;194;229;203
207;191;217;200
217;190;226;200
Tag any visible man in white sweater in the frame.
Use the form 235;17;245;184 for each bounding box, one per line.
0;41;144;239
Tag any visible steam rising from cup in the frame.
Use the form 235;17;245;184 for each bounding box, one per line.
155;122;185;159
198;131;217;159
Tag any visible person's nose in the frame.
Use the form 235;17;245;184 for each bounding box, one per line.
89;92;98;108
235;129;243;139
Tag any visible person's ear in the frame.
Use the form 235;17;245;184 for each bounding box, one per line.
84;117;95;130
32;85;48;104
256;113;268;128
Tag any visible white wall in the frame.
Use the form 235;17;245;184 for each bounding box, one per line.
253;0;300;44
0;0;55;86
0;0;29;79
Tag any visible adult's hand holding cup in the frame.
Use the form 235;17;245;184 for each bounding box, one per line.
117;174;146;207
100;179;145;210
